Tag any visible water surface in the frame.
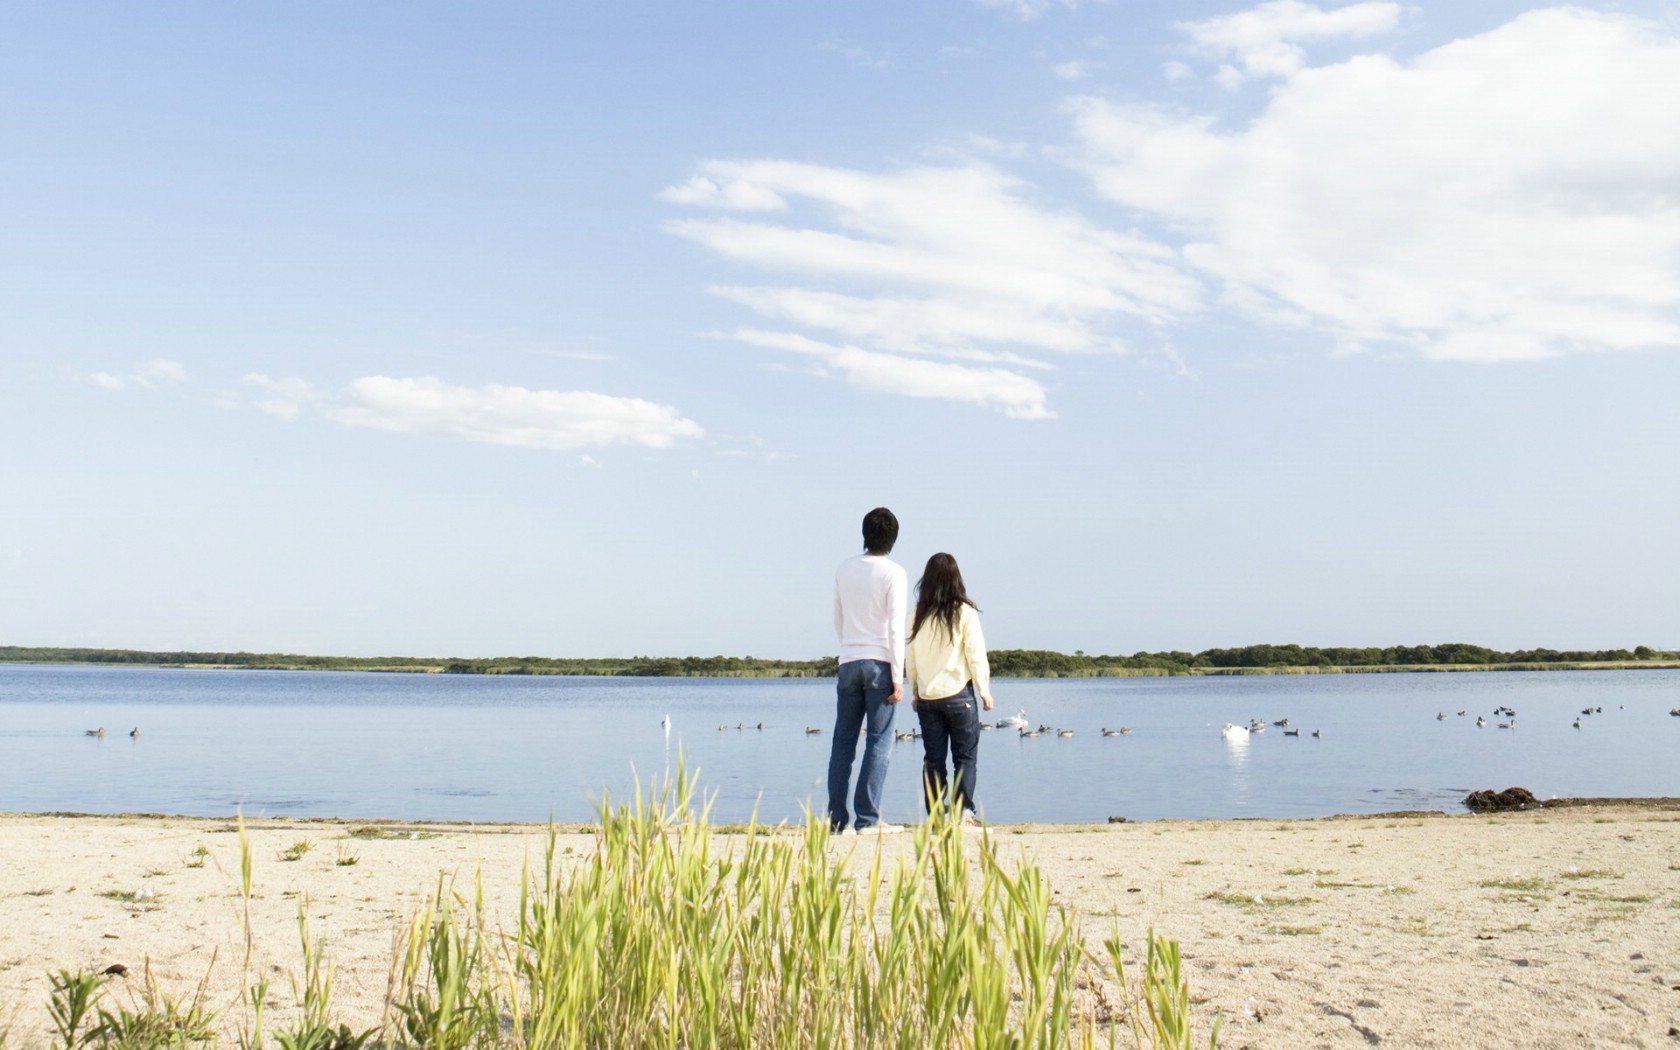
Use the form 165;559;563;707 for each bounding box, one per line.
1;664;1675;823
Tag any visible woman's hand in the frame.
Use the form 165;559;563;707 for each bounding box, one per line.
981;694;994;711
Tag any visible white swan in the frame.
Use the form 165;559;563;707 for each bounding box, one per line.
1221;722;1249;739
1000;709;1028;729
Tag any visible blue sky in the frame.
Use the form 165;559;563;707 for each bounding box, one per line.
3;1;1676;659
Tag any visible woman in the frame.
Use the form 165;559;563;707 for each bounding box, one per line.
904;552;994;822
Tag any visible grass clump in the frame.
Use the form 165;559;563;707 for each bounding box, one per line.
1203;890;1314;910
1571;890;1653;904
392;761;1220;1049
1478;876;1550;893
1560;867;1621;880
347;826;434;841
47;963;217;1050
279;840;313;863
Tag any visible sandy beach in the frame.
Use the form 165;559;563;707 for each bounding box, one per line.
2;804;1677;1049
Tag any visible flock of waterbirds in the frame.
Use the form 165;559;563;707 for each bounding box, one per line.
1428;702;1673;730
657;706;1145;744
1221;718;1320;740
664;708;1133;741
94;702;1680;747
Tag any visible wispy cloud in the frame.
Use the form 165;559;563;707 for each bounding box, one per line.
1072;6;1680;361
973;0;1098;22
664;160;1196;416
1177;0;1403;84
726;329;1052;420
86;359;189;391
241;374;703;451
1053;59;1100;81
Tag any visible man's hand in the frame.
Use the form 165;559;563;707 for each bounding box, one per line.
981;694;995;711
889;683;904;704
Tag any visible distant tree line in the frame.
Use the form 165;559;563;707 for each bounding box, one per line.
988;643;1675;677
438;655;838;678
1;644;1673;678
0;646;837;678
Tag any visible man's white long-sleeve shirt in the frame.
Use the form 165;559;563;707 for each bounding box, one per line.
833;553;908;686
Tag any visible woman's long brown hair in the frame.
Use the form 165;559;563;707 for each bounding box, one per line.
911;552;978;641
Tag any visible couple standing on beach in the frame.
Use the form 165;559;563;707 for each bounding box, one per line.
828;507;995;834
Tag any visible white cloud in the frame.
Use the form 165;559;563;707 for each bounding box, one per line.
727;329;1052;420
710;286;1059;366
1178;1;1403;83
1071;7;1680;361
658;175;787;212
974;0;1095;21
242;374;702;450
243;374;321;420
664;159;1198;415
86;359;189;391
1054;59;1099;80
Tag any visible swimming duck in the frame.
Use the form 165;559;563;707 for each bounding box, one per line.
85;727;105;738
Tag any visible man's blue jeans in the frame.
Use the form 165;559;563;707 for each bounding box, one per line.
828;659;897;831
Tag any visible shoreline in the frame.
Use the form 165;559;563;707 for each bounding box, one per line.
3;803;1678;1048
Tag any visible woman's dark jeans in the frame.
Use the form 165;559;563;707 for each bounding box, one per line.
915;685;981;814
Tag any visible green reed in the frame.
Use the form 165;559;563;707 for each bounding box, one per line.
379;759;1220;1049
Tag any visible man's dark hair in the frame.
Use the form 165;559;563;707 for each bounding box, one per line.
861;507;899;554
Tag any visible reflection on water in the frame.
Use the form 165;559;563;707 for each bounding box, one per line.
1220;722;1251;805
1;664;1676;824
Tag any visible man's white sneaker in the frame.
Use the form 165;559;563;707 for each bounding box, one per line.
870;823;905;835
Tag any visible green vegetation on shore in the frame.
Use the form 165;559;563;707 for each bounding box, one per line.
3;642;1676;677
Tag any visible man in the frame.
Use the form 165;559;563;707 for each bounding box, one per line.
828;506;908;834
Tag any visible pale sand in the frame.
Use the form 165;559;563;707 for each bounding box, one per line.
2;806;1678;1049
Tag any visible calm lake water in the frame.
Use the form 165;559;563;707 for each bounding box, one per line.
1;664;1675;824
